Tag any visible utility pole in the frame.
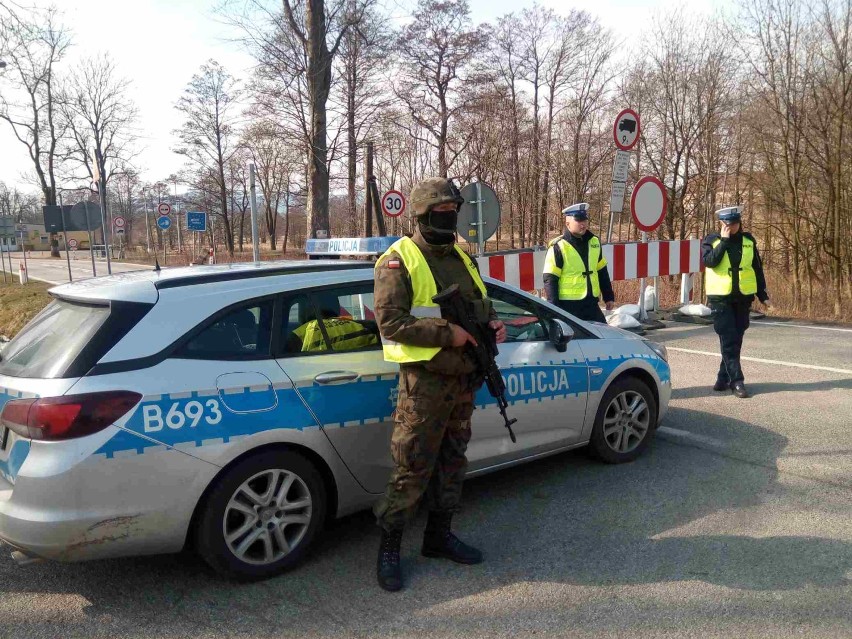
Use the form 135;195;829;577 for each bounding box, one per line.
94;148;112;274
249;164;260;261
365;141;374;237
174;177;182;254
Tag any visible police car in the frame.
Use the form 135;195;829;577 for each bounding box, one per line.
0;257;670;580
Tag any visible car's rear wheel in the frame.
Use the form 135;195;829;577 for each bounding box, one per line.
588;376;657;464
196;450;326;581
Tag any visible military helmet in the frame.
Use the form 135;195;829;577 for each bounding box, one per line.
409;177;464;217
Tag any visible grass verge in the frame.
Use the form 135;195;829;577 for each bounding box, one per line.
0;280;53;339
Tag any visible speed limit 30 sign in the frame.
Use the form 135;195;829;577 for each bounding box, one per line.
381;190;406;218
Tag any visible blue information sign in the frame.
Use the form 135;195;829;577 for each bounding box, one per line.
157;216;172;231
186;211;207;232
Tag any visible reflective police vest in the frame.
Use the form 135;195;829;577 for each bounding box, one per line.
376;236;487;364
705;236;757;296
543;236;606;301
292;318;378;352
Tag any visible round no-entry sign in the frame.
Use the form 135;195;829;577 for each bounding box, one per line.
157;203;172;217
613;108;640;151
381;190;406;217
630;176;667;232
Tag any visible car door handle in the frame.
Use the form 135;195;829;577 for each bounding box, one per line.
314;371;360;385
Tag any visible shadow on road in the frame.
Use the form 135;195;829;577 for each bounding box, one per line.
1;407;850;637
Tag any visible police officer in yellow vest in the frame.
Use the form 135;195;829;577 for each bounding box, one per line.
371;177;506;592
543;203;615;323
702;206;771;398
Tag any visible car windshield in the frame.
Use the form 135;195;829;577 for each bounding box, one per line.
0;299;110;379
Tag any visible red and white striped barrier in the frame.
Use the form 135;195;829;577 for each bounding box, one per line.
475;239;704;291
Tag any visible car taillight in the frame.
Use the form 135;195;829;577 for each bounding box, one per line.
0;391;142;441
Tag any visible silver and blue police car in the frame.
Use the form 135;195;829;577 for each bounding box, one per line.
0;259;670;580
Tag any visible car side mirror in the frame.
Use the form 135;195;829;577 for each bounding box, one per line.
548;319;574;352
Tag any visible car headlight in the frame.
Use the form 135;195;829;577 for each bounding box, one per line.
645;340;668;362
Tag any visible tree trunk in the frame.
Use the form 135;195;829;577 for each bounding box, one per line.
306;0;332;240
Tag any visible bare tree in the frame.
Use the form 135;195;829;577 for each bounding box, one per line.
60;55;139;189
395;0;487;177
174;60;242;256
0;2;69;255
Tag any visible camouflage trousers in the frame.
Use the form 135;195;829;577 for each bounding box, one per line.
374;366;475;532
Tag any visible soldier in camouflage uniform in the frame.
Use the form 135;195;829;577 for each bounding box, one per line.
372;177;506;592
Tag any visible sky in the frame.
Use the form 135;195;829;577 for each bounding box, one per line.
0;0;726;194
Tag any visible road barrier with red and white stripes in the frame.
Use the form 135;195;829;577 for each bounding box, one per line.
475;239;704;294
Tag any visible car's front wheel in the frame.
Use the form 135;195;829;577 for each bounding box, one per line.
588;376;657;464
196;450;327;580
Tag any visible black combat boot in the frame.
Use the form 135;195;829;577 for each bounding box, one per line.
376;527;404;592
713;379;729;392
421;511;483;565
732;381;750;398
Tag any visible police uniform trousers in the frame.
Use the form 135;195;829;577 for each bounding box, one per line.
557;298;607;324
711;297;751;384
374;366;474;532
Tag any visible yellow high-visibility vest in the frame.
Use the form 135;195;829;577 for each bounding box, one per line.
376;237;487;364
543;237;606;300
705;236;757;296
292;318;377;352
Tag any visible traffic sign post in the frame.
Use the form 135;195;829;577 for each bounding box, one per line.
613;108;640;151
381;190;406;218
457;182;501;256
157;203;172;217
630;176;667;321
187;212;207;232
607;109;642;243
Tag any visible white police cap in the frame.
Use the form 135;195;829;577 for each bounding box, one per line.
562;202;590;219
716;206;743;222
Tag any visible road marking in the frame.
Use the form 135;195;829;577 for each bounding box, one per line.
753;321;852;333
668;347;852;375
658;426;725;448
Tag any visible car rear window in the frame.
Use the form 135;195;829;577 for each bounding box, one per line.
0;300;110;379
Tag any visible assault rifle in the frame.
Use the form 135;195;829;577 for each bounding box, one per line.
432;284;518;443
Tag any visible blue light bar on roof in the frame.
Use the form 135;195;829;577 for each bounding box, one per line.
305;236;401;257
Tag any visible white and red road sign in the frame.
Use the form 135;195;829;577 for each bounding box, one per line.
67;238;78;249
157;203;172;217
631;176;667;232
475;239;703;291
381;190;406;217
113;216;126;229
613;108;640;151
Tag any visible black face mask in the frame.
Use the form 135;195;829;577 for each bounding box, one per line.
418;210;458;245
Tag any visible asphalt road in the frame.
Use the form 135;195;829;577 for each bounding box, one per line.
0;318;850;638
0;254;149;285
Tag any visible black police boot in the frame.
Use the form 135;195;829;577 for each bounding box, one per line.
732;381;750;399
421;511;483;565
376;527;404;592
713;379;729;392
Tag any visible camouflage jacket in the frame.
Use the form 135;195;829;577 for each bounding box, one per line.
374;230;496;376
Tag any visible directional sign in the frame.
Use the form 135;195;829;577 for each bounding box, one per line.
630;176;667;232
157;202;172;217
613;108;640;151
186;211;207;232
113;216;126;229
381;190;406;218
157;216;172;231
67;238;78;249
